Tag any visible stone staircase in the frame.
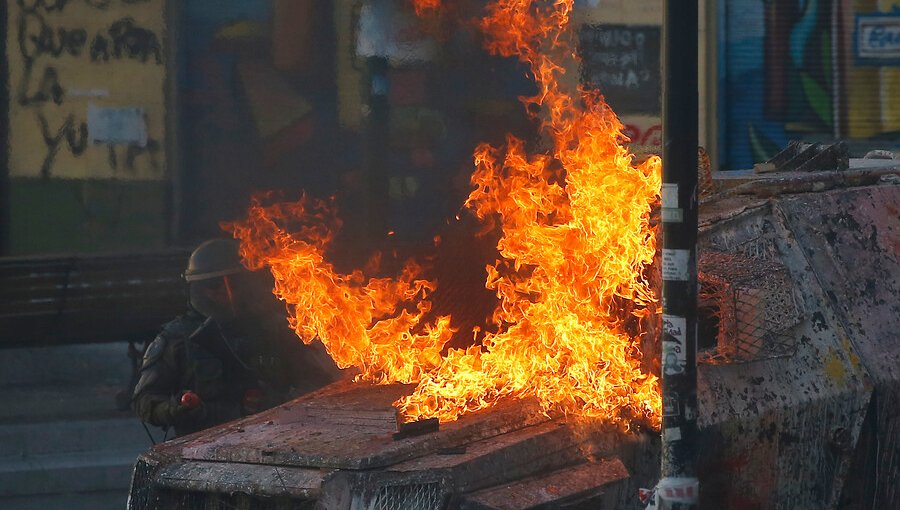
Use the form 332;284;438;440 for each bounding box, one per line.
0;343;158;510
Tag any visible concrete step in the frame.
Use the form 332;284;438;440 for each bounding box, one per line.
0;343;134;387
0;490;129;510
0;448;144;497
0;417;152;457
0;383;128;425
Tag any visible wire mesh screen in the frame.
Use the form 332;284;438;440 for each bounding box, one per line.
127;457;159;510
698;250;804;364
128;457;316;510
370;482;445;510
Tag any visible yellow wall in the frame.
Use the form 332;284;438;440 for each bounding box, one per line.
7;0;167;180
879;0;900;133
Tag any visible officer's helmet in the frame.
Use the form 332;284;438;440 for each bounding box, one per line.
184;239;244;282
185;239;246;321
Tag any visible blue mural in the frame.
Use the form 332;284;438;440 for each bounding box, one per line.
721;0;836;169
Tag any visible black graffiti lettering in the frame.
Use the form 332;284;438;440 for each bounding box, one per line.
107;145;118;171
37;113;89;178
17;0;115;14
18;65;65;106
90;34;110;61
85;0;112;9
17;0;72;14
12;0;164;177
18;10;89;60
124;138;160;172
108;18;161;64
16;7;162;65
18;11;43;61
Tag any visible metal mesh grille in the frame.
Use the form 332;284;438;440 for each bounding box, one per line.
698;251;804;364
128;457;315;510
127;457;160;510
371;482;444;510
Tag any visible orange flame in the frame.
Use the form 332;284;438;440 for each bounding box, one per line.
231;0;661;429
410;0;442;16
228;194;454;384
396;0;661;427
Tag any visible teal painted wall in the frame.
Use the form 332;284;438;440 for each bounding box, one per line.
9;179;167;255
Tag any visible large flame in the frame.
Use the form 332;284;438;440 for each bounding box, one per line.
231;0;661;429
397;0;661;427
228;194;454;384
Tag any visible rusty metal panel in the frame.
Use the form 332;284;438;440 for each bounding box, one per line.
459;458;629;510
695;199;873;509
387;421;625;495
154;461;329;499
777;183;900;508
171;382;549;470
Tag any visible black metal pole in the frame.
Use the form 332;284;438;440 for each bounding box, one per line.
658;0;699;508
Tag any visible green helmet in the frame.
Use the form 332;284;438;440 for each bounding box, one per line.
184;239;245;282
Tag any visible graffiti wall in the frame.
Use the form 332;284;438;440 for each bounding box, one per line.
6;0;167;180
4;0;169;255
721;0;900;170
574;0;664;156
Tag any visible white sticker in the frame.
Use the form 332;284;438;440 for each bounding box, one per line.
662;183;678;208
662;207;683;223
665;426;682;441
683;403;697;421
663;394;680;416
662;249;690;281
87;104;147;146
662;314;687;375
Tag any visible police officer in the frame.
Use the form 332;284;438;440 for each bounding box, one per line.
133;238;340;437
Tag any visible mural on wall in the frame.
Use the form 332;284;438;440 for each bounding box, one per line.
6;0;166;179
722;0;900;170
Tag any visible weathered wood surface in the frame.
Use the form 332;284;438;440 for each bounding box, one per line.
459;458;629;510
388;420;625;494
171;381;551;470
154;461;330;499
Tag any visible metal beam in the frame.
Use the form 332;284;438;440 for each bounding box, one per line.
657;0;700;507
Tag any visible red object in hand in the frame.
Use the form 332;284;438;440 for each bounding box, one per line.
180;391;202;410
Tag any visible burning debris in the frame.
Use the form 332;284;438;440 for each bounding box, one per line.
229;0;661;429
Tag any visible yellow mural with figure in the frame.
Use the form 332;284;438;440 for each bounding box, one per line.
7;0;167;180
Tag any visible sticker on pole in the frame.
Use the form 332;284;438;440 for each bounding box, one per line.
663;393;680;416
662;208;684;223
656;477;699;507
661;183;678;208
662;249;690;281
662;314;686;375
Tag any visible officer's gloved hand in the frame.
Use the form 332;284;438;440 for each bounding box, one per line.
171;391;207;424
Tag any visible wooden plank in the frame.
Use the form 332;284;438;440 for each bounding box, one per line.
388;420;626;494
154;461;330;500
175;382;551;470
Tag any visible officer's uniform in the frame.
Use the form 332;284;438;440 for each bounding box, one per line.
132;239;341;437
133;309;339;437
